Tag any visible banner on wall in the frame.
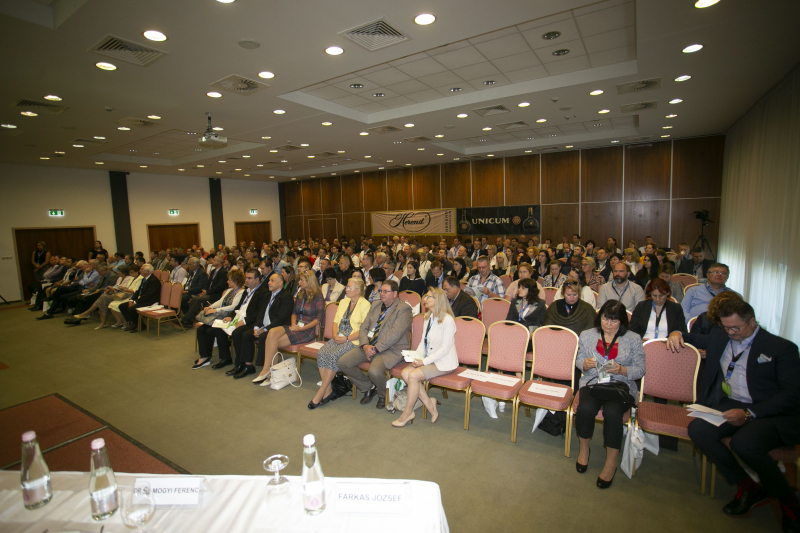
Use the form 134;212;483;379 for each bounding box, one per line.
456;205;541;235
371;209;455;236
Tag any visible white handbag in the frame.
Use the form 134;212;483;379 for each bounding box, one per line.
269;352;302;390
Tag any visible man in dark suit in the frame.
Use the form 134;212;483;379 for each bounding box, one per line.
668;299;800;530
179;258;208;315
425;261;446;290
218;269;269;370
443;276;478;318
180;256;228;326
677;247;715;279
120;265;162;332
230;272;293;379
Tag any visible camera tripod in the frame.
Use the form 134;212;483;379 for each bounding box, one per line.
693;223;716;260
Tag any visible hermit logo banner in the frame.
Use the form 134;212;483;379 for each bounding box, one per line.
456;205;541;235
371;209;455;236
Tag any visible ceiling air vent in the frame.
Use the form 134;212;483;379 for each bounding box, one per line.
616;78;661;95
115;117;160;128
620;101;657;113
71;138;107;145
627;136;653;142
402;136;433;143
209;74;269;96
89;35;167;67
340;18;410;52
15;99;68;114
274;145;303;151
367;125;404;134
471;104;511;117
463;155;484;160
539;147;557;151
496;121;528;130
313;151;339;157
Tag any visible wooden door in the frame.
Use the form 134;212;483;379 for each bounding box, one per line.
234;221;272;248
307;219;324;242
14;226;96;300
147;223;200;252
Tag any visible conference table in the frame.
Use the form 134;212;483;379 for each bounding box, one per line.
0;471;449;532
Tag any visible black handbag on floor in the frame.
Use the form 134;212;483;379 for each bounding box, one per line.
331;372;352;398
538;411;567;437
589;381;631;403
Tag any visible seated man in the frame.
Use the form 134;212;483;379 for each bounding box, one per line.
109;252;126;273
338;280;412;409
425;260;446;290
119;264;162;332
168;255;187;285
64;263;118;323
597;262;645;310
443;276;479;318
38;260;99;318
678;246;715;280
27;255;64;309
465;256;505;305
383;261;400;285
179;258;209;314
668;300;800;531
682;263;736;321
181;256;228;327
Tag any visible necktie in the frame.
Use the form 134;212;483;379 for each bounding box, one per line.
371;305;389;345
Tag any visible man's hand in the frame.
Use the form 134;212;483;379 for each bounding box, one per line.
199;290;207;296
480;286;490;295
722;409;748;426
362;344;377;361
222;317;232;323
666;331;685;353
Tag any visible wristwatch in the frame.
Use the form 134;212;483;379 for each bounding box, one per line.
744;409;754;422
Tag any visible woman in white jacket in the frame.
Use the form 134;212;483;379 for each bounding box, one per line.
392;287;458;428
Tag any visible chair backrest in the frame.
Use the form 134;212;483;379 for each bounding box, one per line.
683;282;702;295
398;291;420;309
454;317;485;367
671;273;697;288
152;269;162;280
585;290;597;309
499;275;512;291
687;315;698;332
322;302;339;340
591;290;600;309
486;321;529;373
626;310;633;322
640;339;700;403
543;287;559;306
161;270;170;282
159;281;172;306
168;282;183;309
530;326;580;386
667;296;678;303
411;312;425;349
480;298;510;329
460;280;468;290
470;294;481;311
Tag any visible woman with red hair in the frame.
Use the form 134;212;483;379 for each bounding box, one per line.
628;278;687;341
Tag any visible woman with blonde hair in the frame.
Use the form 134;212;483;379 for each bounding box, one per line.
392;287;458;428
624;248;641;275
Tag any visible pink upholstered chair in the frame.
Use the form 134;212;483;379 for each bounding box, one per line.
298;302;339;367
480;298;510;354
470;321;529;441
515;326;579;452
137;282;186;340
687;316;698;332
671;273;698;290
384;312;425;399
160;270;170;282
499;275;512;291
683;282;702;296
543;287;559;307
398;291;421;311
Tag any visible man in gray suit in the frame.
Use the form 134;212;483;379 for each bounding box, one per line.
338;279;412;409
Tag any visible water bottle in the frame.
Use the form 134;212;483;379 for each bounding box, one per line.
301;434;326;515
20;431;52;510
89;438;118;520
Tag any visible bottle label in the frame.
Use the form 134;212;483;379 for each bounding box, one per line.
303;480;326;511
22;477;52;504
91;487;119;515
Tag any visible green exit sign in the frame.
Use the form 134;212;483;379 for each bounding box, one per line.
168;209;179;216
250;209;258;215
49;210;64;217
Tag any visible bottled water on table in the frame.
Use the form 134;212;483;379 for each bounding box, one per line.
89;438;118;520
20;431;52;510
301;434;326;515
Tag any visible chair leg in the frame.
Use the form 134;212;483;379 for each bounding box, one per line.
511;399;518;443
421;382;429;420
565;411;572;458
525;406;531;418
442;390;448;400
464;389;471;430
156;319;160;340
710;464;716;499
701;455;707;495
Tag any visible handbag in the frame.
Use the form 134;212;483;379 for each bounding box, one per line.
330;372;352;398
269;352;302;390
195;309;219;326
589;381;632;403
388;389;423;413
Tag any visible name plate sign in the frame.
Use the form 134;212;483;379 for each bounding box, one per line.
135;477;203;507
335;481;409;514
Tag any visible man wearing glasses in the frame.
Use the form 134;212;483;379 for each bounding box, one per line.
682;263;737;321
667;299;800;531
337;280;412;410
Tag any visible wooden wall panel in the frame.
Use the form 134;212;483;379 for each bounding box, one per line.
326;214;344;242
285;216;304;240
582;146;623;203
623;200;670;249
440;162;471;209
234;221;272;247
387;168;412;211
301;180;322;216
307;218;323;242
362;171;387;211
624;142;671;201
320;176;342;215
342;213;364;241
541;151;579;205
412;165;440;209
471;159;504;207
581;202;622;248
284;182;303;217
504;154;540;205
670;198;721;254
341;174;363;213
541;204;579;243
672;135;724;199
148;223;200;251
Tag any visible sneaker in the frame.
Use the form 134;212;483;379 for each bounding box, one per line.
482;397;498;419
498;401;506;413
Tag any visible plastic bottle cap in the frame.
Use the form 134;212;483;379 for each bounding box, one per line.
22;431;36;443
91;438;106;450
303;434;315;447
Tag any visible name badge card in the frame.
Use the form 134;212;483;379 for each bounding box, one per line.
335;481;409;514
135;477;203;507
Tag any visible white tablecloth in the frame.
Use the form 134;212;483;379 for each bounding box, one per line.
0;471;449;532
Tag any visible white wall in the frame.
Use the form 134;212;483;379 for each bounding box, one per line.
220;179;282;244
0;163;116;301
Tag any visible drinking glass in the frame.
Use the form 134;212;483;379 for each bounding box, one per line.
120;481;155;532
263;454;291;511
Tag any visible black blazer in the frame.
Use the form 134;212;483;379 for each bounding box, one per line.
233;282;272;326
133;274;161;307
685;327;800;440
505;298;546;331
185;268;208;296
398;277;425;297
628;300;687;339
677;258;715;276
425;271;446;290
253;288;294;332
450;289;479;318
206;267;229;301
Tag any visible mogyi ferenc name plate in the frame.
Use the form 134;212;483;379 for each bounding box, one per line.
135;477;203;507
335;481;410;514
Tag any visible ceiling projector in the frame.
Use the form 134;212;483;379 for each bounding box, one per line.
199;112;227;149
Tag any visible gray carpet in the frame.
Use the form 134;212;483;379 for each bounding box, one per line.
0;306;781;532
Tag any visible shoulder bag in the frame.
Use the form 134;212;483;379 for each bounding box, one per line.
269;352;302;390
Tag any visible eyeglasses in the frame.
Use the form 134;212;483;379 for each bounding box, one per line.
708;270;728;276
601;316;620;323
422;294;435;300
563;281;580;288
379;289;394;294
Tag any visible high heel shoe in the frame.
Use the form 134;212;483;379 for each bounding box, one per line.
252;373;270;384
427;399;441;424
308;399;322;410
576;450;590;474
321;391;337;405
596;467;617;489
391;412;415;428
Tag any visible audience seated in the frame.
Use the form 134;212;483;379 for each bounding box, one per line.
505;263;544;302
107;264;143;329
633;253;659;290
543;281;597;336
320;268;345;303
191;269;246;369
677;247;715;280
365;267;386;303
449;257;470;283
505;278;546;336
442;276;479;318
425;260;447;290
28;256;66;310
597;263;645;310
554;270;595;305
37;260;98;319
64;263;118;324
465;256;505;305
682;263;736;321
118;264;161;333
180;258;209;314
542;260;567;289
628;278;687;341
657;263;684;303
580;257;604;293
624;248;641;275
398;261;425;297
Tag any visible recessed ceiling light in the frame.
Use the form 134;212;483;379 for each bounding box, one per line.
487;154;494;157
245;174;250;176
300;143;309;147
256;164;263;167
536;118;546;123
197;165;204;168
393;141;402;144
307;156;315;159
566;145;573;148
207;92;222;98
542;31;561;40
140;165;148;168
21;111;37;117
350;84;363;89
453;158;460;160
129;149;137;152
338;150;346;153
418;148;425;151
598;109;610;114
92;136;105;140
147;115;161;120
675;75;692;82
322;122;332;126
96;62;116;70
377;168;383;170
663;126;673;129
281;159;287;163
589;90;604;96
235;168;242;171
187;132;196;135
325;46;344;55
592;124;601;127
524;150;532;153
212;127;223;131
241;155;250;159
482;127;492;131
269;149;278;153
269;176;274;178
437;153;444;156
683;44;703;54
179;168;186;171
552;49;569;56
404;123;414;128
666;114;677;118
435;134;444;138
359;132;369;136
450;87;462;92
661;135;671;138
414;13;436;25
216;172;222;174
479;139;487;142
216;0;235;3
364;155;371;158
518;102;530;107
95;161;105;164
405;164;411;166
549;134;557;137
1;124;17;129
273;109;285;114
457;113;468;118
669;99;683;104
695;0;720;6
143;30;167;41
262;136;271;139
39;157;50;160
483;80;496;86
73;144;84;147
527;137;534;139
355;170;360;172
118;127;130;131
258;71;275;79
44;95;61;101
55;151;65;154
386;159;393;162
611;140;620;143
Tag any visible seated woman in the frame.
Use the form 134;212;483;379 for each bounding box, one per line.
192;269;246;369
364;267;386;303
505;263;544;302
392;287;458;428
629;278;686;341
580;257;605;293
504;248;518;278
398;261;425;296
634;253;659;290
281;265;294;290
542;260;568;289
554;270;596;306
320;268;345;303
108;265;143;329
584;240;596;259
252;271;325;383
491;252;508;277
624;248;641;275
335;254;354;285
657;263;684;303
543;280;597;336
574;300;645;489
534;251;549;281
74;265;133;330
505;278;546;335
309;278;371;409
448;257;470;284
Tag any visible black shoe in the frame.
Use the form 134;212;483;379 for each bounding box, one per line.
192;358;211;369
226;364;243;376
722;486;768;517
576;450;590;474
28;306;42;312
659;434;679;451
129;327;140;333
360;386;378;405
376;396;385;409
36;314;54;320
233;365;256;379
212;359;232;370
596;468;617;489
63;318;82;325
321;391;337;404
782;505;800;533
308;399;322;410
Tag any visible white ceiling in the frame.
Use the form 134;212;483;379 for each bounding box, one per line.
0;0;799;182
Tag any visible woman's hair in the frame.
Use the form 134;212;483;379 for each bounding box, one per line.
642;253;660;279
452;257;467;273
494;253;506;266
347;277;366;297
518;262;533;277
406;260;419;279
560;279;583;297
581;256;596;270
117;265;130;276
548;259;562;271
249;257;260;268
228;269;245;286
299;271;321;302
129;264;141;273
282;265;294;278
594;300;630;334
37;241;48;251
658;262;675;275
486;244;497;254
424;287;455;324
645;277;671;298
518;278;540;304
369;267;386;285
624;248;640;262
707;291;744;324
322;267;337;282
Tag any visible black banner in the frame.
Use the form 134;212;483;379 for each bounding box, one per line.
456;205;541;235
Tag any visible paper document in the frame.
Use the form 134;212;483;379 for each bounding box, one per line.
686;404;723;415
485;374;521;386
688;411;725;427
528;382;568;397
137;304;164;311
458;369;489;381
148;309;174;315
401;350;424;363
304;342;325;349
212;319;234;329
